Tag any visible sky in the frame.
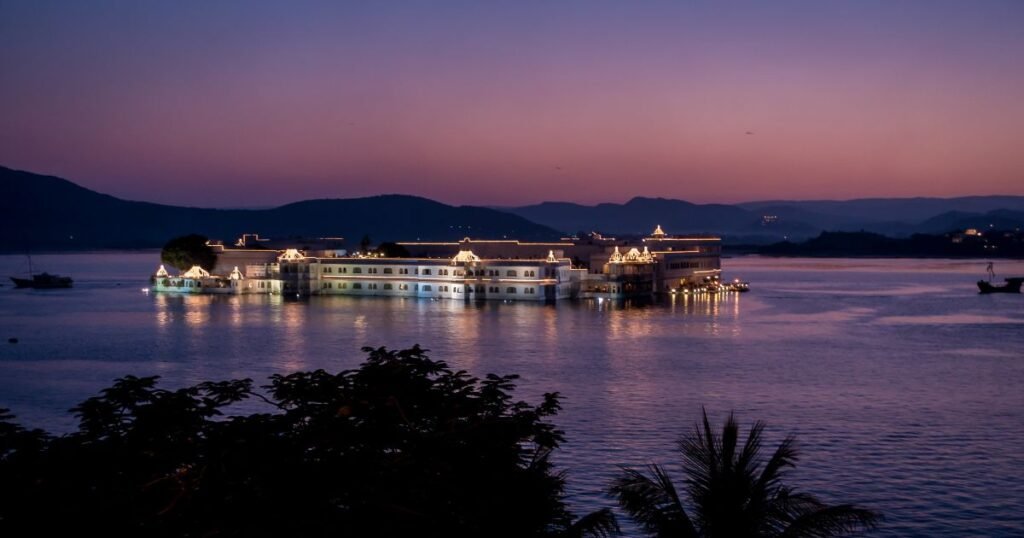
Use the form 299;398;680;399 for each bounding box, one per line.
2;0;1023;208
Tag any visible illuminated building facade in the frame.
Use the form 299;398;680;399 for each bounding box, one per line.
151;226;731;300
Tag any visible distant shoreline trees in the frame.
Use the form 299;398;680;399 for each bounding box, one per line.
0;347;878;537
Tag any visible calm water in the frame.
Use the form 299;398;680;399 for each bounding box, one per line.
2;252;1023;536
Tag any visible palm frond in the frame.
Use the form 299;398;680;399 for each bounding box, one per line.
756;434;798;492
720;411;739;471
736;420;765;475
780;504;881;537
679;409;719;503
618;410;881;538
561;508;621;538
609;465;697;538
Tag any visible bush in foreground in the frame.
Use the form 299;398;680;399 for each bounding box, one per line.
0;346;616;538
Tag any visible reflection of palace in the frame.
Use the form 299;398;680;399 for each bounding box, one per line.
152;226;746;301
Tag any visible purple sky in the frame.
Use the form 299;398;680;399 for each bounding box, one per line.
2;1;1023;207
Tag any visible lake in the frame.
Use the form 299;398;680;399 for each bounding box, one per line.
2;252;1023;536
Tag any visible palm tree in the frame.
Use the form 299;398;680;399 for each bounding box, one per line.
610;410;879;537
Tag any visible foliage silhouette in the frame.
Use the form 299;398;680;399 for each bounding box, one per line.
375;241;411;258
160;233;217;271
0;346;617;538
610;409;879;537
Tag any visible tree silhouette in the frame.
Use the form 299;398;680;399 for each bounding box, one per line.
0;346;617;538
160;233;216;271
375;241;411;258
610;409;879;537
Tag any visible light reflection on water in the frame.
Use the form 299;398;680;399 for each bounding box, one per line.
1;253;1023;536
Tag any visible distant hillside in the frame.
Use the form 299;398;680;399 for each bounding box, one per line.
759;230;1024;258
0;166;560;251
505;195;1024;239
501;197;815;237
915;209;1024;234
738;196;1024;224
5;165;1022;251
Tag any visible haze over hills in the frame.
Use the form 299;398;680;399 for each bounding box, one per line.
0;166;561;251
3;165;1023;252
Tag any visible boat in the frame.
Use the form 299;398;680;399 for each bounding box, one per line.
10;272;74;289
8;253;73;289
977;277;1023;294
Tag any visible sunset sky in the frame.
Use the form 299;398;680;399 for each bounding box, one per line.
2;1;1023;207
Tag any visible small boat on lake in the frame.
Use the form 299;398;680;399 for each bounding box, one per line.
8;253;73;289
10;272;74;289
977;277;1023;294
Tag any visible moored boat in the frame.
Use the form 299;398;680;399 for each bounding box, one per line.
977;277;1023;294
10;272;74;289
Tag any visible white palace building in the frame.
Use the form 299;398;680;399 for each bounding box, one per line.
151;226;744;301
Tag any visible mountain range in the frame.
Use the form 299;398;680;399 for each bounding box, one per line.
0;166;559;251
500;197;1024;240
2;165;1022;251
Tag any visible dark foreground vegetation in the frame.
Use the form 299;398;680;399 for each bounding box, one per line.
0;346;878;537
611;411;879;537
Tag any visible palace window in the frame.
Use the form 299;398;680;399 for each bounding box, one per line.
506;287;517;293
353;267;362;274
422;269;431;275
383;283;392;290
368;267;378;274
384;268;393;274
423;285;432;291
353;283;363;289
506;270;517;277
369;283;378;290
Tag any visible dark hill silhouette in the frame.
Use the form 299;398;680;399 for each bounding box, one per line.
502;197;815;236
914;209;1024;234
6;164;1023;250
739;196;1024;224
759;230;1024;257
0;166;560;251
505;195;1024;239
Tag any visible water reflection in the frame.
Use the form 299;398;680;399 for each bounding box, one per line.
154;293;172;329
184;295;213;327
279;301;308;371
